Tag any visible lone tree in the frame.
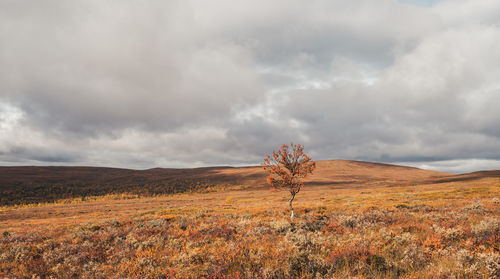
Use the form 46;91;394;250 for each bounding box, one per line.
262;143;315;220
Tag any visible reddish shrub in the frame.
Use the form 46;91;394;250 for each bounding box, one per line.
322;221;345;234
328;245;371;270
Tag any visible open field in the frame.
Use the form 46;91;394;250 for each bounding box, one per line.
0;160;455;206
0;160;499;278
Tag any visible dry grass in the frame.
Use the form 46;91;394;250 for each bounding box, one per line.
0;160;455;206
0;162;499;278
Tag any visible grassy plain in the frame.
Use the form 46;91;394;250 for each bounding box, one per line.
0;160;499;278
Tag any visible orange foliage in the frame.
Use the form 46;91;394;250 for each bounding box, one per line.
422;234;444;251
0;159;498;278
262;143;315;195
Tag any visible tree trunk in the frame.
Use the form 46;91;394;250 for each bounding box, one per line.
289;192;296;220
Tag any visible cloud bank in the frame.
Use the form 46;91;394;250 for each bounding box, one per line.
1;0;500;173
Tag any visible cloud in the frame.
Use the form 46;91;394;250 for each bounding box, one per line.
400;159;500;174
432;0;500;26
274;23;500;164
0;1;265;135
0;0;499;172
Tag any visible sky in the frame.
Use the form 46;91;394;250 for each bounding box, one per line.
1;0;500;173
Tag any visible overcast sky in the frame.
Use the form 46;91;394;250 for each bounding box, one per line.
1;0;500;173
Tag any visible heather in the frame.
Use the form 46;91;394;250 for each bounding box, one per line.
1;180;498;278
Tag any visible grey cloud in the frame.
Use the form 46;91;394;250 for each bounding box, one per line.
0;0;265;135
0;0;499;172
268;22;500;165
0;146;81;164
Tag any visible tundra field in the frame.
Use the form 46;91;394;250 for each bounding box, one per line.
0;160;499;278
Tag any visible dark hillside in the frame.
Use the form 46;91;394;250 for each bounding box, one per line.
0;160;460;206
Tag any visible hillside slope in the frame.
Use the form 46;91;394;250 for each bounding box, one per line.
1;161;498;278
0;160;485;206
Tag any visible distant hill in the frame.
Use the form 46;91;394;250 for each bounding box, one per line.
1;160;494;206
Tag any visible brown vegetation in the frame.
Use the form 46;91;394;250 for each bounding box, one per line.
0;160;499;278
0;160;454;206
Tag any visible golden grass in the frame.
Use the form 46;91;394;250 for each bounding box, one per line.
0;168;498;278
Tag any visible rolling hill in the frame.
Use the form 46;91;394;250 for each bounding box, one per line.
0;159;497;206
1;160;499;278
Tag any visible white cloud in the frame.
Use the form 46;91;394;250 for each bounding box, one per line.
433;0;500;27
401;159;500;174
